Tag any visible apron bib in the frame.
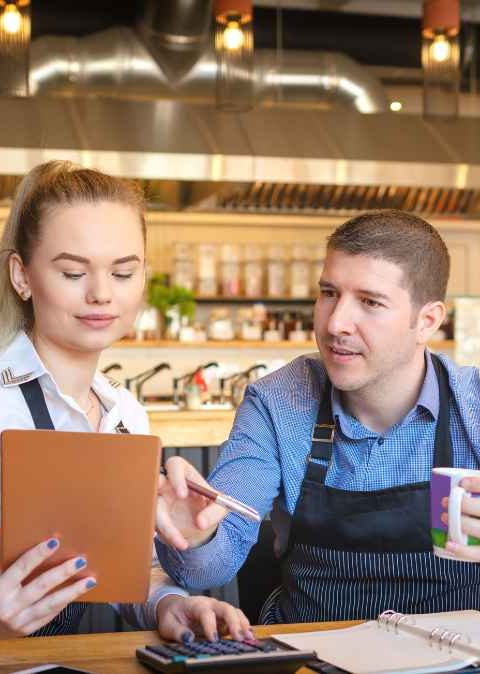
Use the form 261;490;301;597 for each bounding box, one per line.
261;355;480;623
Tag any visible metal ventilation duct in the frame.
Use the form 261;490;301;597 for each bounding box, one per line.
29;26;388;114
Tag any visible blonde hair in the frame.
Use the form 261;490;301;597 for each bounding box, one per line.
0;160;146;351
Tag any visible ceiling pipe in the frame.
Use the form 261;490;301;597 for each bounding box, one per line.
29;26;388;113
137;0;213;82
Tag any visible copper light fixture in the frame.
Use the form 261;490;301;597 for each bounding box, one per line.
0;0;30;96
213;0;254;112
422;0;460;118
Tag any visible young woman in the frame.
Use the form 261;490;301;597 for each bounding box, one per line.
0;160;250;641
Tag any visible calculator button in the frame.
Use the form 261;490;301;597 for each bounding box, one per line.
234;643;258;653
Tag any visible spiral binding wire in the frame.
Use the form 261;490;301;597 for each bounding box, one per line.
377;610;467;653
377;610;414;633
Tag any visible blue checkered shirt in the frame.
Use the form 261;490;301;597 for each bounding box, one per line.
155;351;480;590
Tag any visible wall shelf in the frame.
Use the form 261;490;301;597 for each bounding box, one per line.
114;339;455;350
194;296;315;305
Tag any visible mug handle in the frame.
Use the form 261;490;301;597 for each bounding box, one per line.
448;485;468;545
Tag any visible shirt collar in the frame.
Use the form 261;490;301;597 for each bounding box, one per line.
0;330;119;417
0;331;46;386
330;349;440;439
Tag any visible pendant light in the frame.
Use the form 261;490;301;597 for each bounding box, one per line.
0;0;30;96
213;0;254;112
422;0;460;118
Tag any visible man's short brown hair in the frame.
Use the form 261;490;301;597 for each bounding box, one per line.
327;209;450;307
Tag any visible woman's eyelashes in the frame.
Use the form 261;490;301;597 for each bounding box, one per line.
62;271;135;280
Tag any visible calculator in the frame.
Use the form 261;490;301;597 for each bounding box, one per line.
136;637;316;673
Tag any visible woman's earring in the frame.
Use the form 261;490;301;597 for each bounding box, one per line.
20;290;30;301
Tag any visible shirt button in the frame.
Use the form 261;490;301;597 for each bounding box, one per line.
378;437;385;445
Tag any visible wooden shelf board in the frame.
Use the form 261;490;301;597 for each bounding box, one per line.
113;339;455;350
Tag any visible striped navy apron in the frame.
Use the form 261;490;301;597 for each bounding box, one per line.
17;377;128;636
261;354;480;624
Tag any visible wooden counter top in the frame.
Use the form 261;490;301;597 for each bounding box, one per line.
0;621;360;674
148;409;235;448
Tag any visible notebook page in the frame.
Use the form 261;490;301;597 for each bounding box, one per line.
408;611;480;645
273;621;475;674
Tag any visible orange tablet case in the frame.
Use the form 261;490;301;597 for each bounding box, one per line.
0;429;161;603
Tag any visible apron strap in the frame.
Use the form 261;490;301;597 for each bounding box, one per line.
19;379;55;430
430;353;452;468
307;353;453;484
20;378;130;434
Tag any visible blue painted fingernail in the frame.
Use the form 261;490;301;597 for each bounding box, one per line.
86;579;96;589
181;631;194;644
212;632;219;642
47;538;59;549
75;558;87;569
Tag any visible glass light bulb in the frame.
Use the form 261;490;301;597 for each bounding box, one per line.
0;4;22;34
430;35;452;63
223;21;245;50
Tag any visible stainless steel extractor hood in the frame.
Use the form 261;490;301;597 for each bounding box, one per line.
0;95;479;192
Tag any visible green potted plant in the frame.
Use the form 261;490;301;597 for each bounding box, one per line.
147;274;196;339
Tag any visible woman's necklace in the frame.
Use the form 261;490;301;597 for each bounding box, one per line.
83;389;95;416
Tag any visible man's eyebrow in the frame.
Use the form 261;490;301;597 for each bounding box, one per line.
319;279;390;302
51;253;141;264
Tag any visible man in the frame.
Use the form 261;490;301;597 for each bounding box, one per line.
155;209;480;623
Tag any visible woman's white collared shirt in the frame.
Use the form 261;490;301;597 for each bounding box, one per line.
0;331;186;630
0;331;148;434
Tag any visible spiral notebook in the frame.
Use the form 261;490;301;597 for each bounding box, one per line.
273;610;480;674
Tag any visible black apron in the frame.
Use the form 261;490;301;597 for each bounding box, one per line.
18;378;126;636
261;355;480;623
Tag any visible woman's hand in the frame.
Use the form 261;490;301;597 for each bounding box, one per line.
0;537;96;638
156;457;228;550
442;477;480;561
156;595;253;643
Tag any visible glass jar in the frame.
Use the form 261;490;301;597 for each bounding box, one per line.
172;243;195;291
267;245;287;297
311;245;326;295
290;244;310;298
220;244;241;297
197;243;218;296
243;244;264;297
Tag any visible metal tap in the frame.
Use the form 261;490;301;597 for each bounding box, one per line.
101;362;122;375
124;363;171;403
230;364;267;407
172;361;219;405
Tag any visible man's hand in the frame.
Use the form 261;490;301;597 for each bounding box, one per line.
442;476;480;561
156;457;228;550
156;595;253;643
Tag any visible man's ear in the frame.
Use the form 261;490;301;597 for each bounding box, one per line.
416;301;446;345
9;252;31;301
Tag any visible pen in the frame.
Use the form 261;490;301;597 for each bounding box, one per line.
159;467;261;522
